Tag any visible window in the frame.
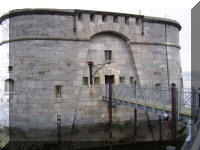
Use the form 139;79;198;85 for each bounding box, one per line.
78;13;82;21
105;50;112;60
105;75;114;84
181;77;183;88
90;14;95;22
8;66;13;72
83;77;88;86
102;15;107;22
125;17;129;25
130;77;134;85
154;72;161;75
134;81;137;86
155;83;161;90
113;16;118;23
5;79;14;92
136;17;140;25
55;85;62;98
119;77;125;84
94;77;100;85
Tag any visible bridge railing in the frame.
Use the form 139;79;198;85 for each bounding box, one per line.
102;84;200;149
103;84;172;107
180;87;200;150
102;84;195;117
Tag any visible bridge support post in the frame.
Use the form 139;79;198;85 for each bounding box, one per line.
108;82;112;149
171;83;177;147
133;108;137;140
159;115;162;141
135;85;138;109
144;84;146;110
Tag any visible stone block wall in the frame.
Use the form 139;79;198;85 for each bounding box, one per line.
0;9;182;141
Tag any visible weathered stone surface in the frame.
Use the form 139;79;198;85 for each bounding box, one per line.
0;9;182;142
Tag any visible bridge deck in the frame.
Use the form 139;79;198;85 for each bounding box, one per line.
103;96;191;120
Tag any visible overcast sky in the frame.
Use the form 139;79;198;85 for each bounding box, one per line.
0;0;199;72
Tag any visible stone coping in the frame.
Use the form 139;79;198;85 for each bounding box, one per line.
0;9;181;30
0;36;181;49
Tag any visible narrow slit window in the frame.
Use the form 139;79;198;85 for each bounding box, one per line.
155;83;161;90
181;77;183;88
8;66;13;72
78;13;82;21
94;77;100;85
125;17;129;25
90;14;95;22
113;16;118;23
119;77;125;84
136;17;140;25
130;77;134;85
83;77;88;86
55;85;62;98
5;79;14;92
105;50;112;60
102;15;107;22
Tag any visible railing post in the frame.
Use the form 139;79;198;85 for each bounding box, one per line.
162;88;164;113
199;88;200;110
152;86;155;113
108;82;112;149
191;86;196;142
171;83;177;147
105;84;109;102
136;85;138;109
133;108;137;140
135;84;137;99
57;115;61;150
177;89;181;121
144;84;146;110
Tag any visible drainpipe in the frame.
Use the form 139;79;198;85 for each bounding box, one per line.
88;61;94;87
165;24;170;87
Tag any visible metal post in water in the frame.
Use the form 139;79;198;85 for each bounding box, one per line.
133;108;137;140
108;82;112;150
144;84;146;110
152;85;155;113
135;85;138;109
159;115;162;141
57;115;61;150
171;83;177;147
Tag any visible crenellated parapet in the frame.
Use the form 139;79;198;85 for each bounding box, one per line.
0;9;181;48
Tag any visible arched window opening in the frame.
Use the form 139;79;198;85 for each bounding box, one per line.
5;79;14;92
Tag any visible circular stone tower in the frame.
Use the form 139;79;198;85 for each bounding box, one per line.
0;9;182;143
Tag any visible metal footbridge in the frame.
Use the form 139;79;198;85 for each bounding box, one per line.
102;84;194;120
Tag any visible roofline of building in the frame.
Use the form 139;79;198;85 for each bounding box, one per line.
0;9;181;30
